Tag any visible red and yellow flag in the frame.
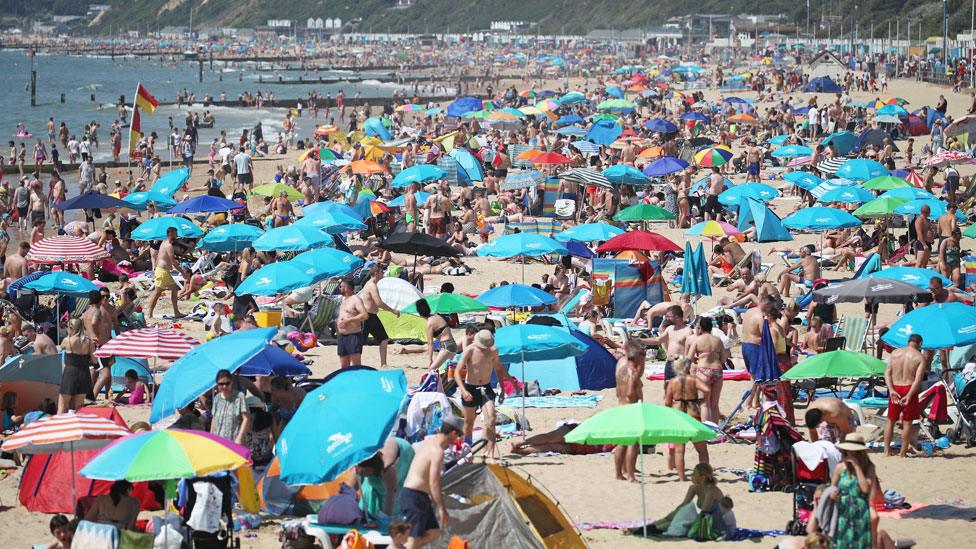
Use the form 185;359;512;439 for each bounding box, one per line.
135;83;159;114
129;107;142;155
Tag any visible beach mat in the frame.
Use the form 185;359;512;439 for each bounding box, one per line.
647;368;752;382
504;395;603;408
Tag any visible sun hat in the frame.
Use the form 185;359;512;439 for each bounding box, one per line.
835;432;868;452
473;329;494;349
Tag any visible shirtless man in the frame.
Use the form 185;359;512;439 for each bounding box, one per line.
28;180;46;227
398;417;461;548
359;265;400;367
802;316;831;353
746;140;762;183
22;321;56;354
453;330;508;458
778;246;820;297
703;167;726;221
914;204;934;268
426;185;450;239
50;173;65;227
613;341;645;482
84;290;116;400
145;227;182;320
270;190;293;227
336;278;368;368
937;204;958;248
403;183;419;232
641;305;693;390
884;334;927;457
687;317;726;424
742;297;777;408
804;396;857;443
3;241;29;280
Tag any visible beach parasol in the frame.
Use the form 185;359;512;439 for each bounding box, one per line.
894;199;965;220
643;156;689;177
873;266;950;289
614;203;675;222
693;145;733;167
26;235;110;264
95;327;198;362
233;262;316;296
291;248;364;282
296;209;368;234
477;284;556;308
253;224;333;251
595;230;682;253
718;182;779;206
344;160;386;175
602;165;651;186
685;220;741;239
561;168;612;188
852;197;909;218
168;195;242;214
818;186;876;204
835;158;889;181
198;224;265;252
252;182;303;200
771;145;814;158
782;207;861;230
812;277;925;304
123;190;178;211
130;216;203;240
402;293;487;315
238;345;311;377
530;152;571;165
782;351;887;380
863;175;911;191
880;187;935;200
391;164;446;188
55;191;133;211
477;233;568;282
555;223;625;242
881;302;976;350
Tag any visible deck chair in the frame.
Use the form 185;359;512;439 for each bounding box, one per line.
834;316;870;352
70;296;90;319
714;250;757;287
190;252;220;278
558;288;588;318
851;252;881;280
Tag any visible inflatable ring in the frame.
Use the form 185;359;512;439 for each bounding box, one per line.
286;330;317;352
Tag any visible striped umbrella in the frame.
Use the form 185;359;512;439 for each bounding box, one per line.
570;140;602;154
816;157;846;175
26;236;110;264
905;170;926;187
810;178;857;199
95;327;198;362
560;168;612;188
693;145;734;167
924;150;972;167
501;169;546;190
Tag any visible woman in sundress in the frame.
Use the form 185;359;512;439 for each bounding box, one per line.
830;433;875;549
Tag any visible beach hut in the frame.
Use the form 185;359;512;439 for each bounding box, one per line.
807;50;846;79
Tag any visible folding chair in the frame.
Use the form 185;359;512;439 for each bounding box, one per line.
713;250;757;287
301;293;341;343
834;316;870;352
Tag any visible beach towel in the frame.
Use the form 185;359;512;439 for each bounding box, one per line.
72;520;119;549
793;440;841;477
646;369;752;381
746;320;780;383
814;486;840;539
503;395;603;408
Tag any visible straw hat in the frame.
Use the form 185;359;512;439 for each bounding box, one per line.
835;432;868;452
473;329;494;349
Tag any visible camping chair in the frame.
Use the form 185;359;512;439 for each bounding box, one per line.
834;316;870;352
302;294;341;343
713;250;756;287
887;242;911;264
849;252;881;280
190;252;220;278
558;288;588;319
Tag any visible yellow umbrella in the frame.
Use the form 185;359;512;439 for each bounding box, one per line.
519;106;545;116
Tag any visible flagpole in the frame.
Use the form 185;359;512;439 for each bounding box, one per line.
128;82;141;173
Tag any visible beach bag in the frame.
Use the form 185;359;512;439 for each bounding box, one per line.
120;530;154;549
687;512;723;541
663;501;697;537
591;279;611;307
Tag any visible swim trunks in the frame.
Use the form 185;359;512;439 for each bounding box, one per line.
337;332;364;357
153;267;176;289
363;313;389;344
405;213;416;224
462;383;496;408
399;487;438;538
888;384;920;422
741;342;761;377
429;217;445;234
748;161;760;177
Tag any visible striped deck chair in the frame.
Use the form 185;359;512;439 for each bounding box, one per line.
509;144;536;169
503;219;562;237
963;256;976;290
303;294;341;343
834;315;870;352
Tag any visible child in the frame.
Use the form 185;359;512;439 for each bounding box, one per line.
720;496;736;531
47;514;75;549
1;391;22;431
114;369;149;405
387;519;410;549
247;408;275;467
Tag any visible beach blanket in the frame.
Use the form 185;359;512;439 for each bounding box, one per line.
504;395;603;408
575;521;784;542
646;369;752;382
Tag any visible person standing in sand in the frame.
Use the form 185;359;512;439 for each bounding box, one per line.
145;227;182;321
741;296;776;409
403;183;419;232
454;329;508;459
687;317;726;424
336;277;368;368
640;305;692;391
613;341;645;482
4;241;28;280
884;334;926;457
398;417;461;548
271;190;293;227
914;204;934;268
359;265;400;367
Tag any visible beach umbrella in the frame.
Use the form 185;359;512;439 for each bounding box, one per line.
812;277;925;304
363;117;392;140
95;327;198;361
24;271;98;297
379;232;459;258
874;266;951;289
495;323;588;363
685;220;741;239
387;191;430;207
252;183;303;200
198;224;265;252
391;165;446;188
377;278;423;311
809;178;858;200
781;171;824;190
679;111;709;122
123;190;178;210
446;97;483;117
727;113;758;124
881;187;935;201
874;114;902;124
80;429;250;481
614;203;675;222
603;165;651;185
595;230;682;253
477;284;556;308
925;150;973;167
150;169;190;197
768;134;790;145
26;235;110;264
782;207;861;230
277;368;406;485
643;156;689;177
876;104;909;117
168;195;242;214
718;182;779;206
555;126;586;137
303;200;366;221
597;98;636;111
782;351;887;380
500;170;546;191
585;119;623;145
680;241;711;297
530;152;571;165
478;233;567;282
565;402;715;536
291;248;363;282
561;168;611;188
882;303;976;350
556;114;585;126
818;186;876;204
820;131;857;155
234;262;316;296
894;199;965;220
237;345;312;377
556;222;625;242
559;91;587;105
771;144;814;158
403;293;487;315
863;176;911;191
253;224;332;251
56;191;132;211
131;217;203;240
296;209;368;234
836;158;889;181
149;327;277;423
644;118;678;133
853;197;908;218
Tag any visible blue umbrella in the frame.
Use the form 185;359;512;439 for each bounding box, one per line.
605;86;624;98
768;134;790;145
643;156;689;177
150;169;190;197
555;222;624;242
737;197;793;242
836;158;889;181
555;126;586;137
556;114;585;126
363;117;392;141
295;209;368;234
391;165;446;188
277;367;407;485
781;171;824;190
387;191;430;207
565;240;594;258
198;224;265;252
446;97;482;118
234;261;316;296
302;200;365;221
425;107;442;116
130;217;203;240
680;242;711;297
881;303;976;350
783;207;862;230
771;145;814;158
820;131;857;155
237;345;312;377
569;140;601;154
55;191;132;211
874;266;951;289
495;324;588;363
122;191;178;211
881;187;936;200
876;104;909;117
168;195;241;214
723;96;750;104
477;284;556;308
644;118;678;133
448;148;485;182
24;271;98;297
253;224;332;251
477;233;567;258
693;242;711;296
585;119;622;146
719;182;779;205
559;91;587;105
679;111;709;122
818;186;876;204
602;164;650;185
291;248;364;282
894;198;966;220
150;328;277;423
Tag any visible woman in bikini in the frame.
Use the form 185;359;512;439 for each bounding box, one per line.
414;298;458;372
665;358;711;481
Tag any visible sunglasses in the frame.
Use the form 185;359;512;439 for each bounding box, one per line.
216;381;232;388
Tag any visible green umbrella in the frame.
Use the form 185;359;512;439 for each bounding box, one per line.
319;147;339;161
597;98;636;111
964;225;976;238
565;402;716;536
852;196;908;218
781;350;886;380
590;113;620;122
252;182;303;200
863;175;911;191
614;203;676;222
402;293;488;315
462;110;491;119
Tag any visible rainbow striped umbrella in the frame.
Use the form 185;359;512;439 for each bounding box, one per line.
80;429;250;481
693;145;734;167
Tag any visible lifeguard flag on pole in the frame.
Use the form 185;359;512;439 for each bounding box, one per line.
135;84;159;114
129;106;142;155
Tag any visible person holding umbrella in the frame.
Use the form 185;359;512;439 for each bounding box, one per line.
453;330;508;458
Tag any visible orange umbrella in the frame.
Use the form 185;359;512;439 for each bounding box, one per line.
728;113;758;123
531;152;571;165
344;160;386;174
638;146;664;159
516;149;545;161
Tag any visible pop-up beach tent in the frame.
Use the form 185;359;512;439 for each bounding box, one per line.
505;314;616;391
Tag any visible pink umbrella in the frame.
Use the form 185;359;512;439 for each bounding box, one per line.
95;327;198;367
27;236;109;264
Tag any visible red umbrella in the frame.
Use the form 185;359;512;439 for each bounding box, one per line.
95;327;198;361
531;152;571;165
905;170;925;188
595;230;682;253
27;236;110;264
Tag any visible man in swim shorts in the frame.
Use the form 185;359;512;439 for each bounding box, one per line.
146;227;183;320
454;330;508;457
359;265;400;367
740;297;777;408
336;277;368;368
885;333;926;457
399;417;461;547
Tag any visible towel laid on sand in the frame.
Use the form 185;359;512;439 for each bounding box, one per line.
504;395;603;408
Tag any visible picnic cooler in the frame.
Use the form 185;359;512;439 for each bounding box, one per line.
254;309;282;328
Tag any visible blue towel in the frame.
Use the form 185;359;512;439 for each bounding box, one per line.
504;395;603;408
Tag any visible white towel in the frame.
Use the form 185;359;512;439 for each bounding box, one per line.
793;439;842;477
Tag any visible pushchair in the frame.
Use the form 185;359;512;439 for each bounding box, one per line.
786;442;831;535
947;369;976;447
179;474;238;549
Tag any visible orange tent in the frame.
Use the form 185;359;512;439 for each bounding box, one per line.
258;457;356;515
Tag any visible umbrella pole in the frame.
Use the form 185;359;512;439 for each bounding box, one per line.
521;255;525;285
56;301;60;344
70;441;76;510
640;444;648;537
